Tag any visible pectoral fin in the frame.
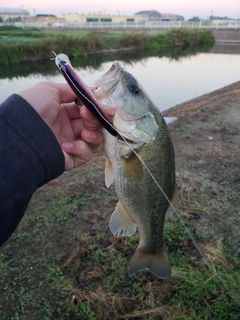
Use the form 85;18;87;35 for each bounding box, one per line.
109;201;137;236
128;243;171;279
105;158;114;188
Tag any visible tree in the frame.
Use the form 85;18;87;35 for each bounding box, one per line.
188;17;200;22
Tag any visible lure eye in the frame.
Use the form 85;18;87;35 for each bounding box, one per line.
60;60;67;66
128;83;141;95
58;59;68;70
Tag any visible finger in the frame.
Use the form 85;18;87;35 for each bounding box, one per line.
71;118;104;141
71;119;84;138
62;140;93;171
81;129;103;149
80;105;102;129
58;83;77;104
64;103;81;120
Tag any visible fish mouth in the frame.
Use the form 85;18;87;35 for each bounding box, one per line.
91;61;124;100
82;61;123;137
91;61;158;144
90;62;129;139
91;63;136;143
55;53;156;143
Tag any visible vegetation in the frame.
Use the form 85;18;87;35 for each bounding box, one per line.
147;28;214;51
0;43;214;81
0;90;240;320
188;17;201;22
1;25;237;320
0;26;215;65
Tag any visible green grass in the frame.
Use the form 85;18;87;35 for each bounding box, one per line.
0;176;239;319
0;27;215;65
0;46;239;319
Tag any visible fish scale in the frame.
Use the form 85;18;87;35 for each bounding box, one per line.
103;105;178;278
54;52;179;279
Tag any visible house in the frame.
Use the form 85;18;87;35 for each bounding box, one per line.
134;10;162;22
0;7;29;21
161;13;184;21
135;10;184;22
58;12;142;24
27;14;59;24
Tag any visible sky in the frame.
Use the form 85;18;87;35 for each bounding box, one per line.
2;0;240;20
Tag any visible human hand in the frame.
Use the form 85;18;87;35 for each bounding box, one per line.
19;81;103;171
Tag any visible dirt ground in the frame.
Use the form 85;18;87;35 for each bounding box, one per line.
32;79;240;280
30;80;240;269
35;79;240;225
8;80;239;319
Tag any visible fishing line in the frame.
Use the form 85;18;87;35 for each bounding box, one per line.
118;127;240;307
99;112;240;306
54;54;240;307
72;89;239;305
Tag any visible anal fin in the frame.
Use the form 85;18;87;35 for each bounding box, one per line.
109;201;137;236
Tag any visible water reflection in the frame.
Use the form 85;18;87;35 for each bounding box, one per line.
1;44;240;111
209;43;240;54
0;44;212;80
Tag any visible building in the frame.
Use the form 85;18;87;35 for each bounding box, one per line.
0;7;29;21
28;14;58;23
58;12;142;24
135;10;184;22
135;10;162;22
161;13;184;21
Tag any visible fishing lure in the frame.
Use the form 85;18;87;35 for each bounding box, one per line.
52;52;118;137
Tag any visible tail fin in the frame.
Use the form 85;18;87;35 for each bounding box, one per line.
128;244;171;279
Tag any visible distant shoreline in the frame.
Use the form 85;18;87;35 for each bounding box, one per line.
0;26;215;65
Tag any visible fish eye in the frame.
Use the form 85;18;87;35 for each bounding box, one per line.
128;83;141;95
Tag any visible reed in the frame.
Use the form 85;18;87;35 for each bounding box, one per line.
0;27;215;65
147;28;215;51
116;31;149;48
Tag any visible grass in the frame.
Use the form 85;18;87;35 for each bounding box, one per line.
0;155;239;319
148;28;214;52
0;27;215;65
0;37;239;319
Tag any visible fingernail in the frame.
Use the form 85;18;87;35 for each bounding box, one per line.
62;142;74;149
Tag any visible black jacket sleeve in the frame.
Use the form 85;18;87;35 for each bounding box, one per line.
0;94;65;246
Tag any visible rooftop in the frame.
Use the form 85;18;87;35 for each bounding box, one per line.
0;7;26;12
135;10;159;15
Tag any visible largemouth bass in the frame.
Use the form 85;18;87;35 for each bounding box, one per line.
54;54;179;279
91;62;179;279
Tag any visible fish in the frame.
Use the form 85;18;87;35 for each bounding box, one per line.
92;62;179;279
54;53;179;279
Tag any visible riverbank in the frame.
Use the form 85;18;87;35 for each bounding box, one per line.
0;26;214;65
0;82;239;319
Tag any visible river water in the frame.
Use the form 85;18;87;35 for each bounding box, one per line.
1;44;240;111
